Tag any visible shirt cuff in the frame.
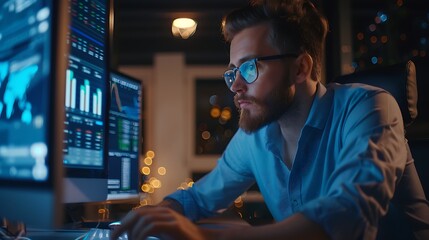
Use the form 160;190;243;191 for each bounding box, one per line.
164;190;200;221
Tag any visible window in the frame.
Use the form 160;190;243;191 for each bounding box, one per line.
195;79;238;155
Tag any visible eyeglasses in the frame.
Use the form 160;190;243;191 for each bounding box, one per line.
223;53;298;91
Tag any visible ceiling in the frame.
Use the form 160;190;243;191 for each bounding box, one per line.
112;0;426;68
112;0;249;67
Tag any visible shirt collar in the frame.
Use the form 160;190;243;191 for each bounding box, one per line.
304;82;333;130
263;82;332;148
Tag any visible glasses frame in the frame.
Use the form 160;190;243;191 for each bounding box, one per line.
223;53;299;91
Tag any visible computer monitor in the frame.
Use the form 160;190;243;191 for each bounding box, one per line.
107;71;142;201
62;0;111;203
0;0;69;229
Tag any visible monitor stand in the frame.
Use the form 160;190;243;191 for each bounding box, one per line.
63;177;107;203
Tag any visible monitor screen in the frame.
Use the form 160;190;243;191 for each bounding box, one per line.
62;0;110;203
107;71;142;201
0;0;68;229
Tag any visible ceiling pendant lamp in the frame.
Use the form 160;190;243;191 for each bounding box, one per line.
171;18;197;39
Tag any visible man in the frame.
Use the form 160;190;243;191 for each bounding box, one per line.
112;0;429;239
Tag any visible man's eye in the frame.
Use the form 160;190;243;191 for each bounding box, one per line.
241;62;251;73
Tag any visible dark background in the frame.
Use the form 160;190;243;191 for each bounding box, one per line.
112;0;428;82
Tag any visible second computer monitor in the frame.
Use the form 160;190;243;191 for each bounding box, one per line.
107;71;142;201
62;0;111;203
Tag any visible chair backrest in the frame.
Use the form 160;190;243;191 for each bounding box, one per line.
334;59;429;195
406;56;429;138
334;60;418;127
335;59;429;240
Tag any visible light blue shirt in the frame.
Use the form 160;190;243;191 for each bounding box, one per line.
166;82;407;240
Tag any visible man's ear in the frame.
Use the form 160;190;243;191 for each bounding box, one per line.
294;52;313;83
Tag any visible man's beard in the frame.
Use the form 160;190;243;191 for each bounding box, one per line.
234;85;293;133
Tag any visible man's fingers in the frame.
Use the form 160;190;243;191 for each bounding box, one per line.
111;206;176;240
110;210;141;239
130;210;177;239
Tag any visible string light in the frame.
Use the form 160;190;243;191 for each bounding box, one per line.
158;167;166;175
144;157;152;166
146;150;155;158
141;166;150;175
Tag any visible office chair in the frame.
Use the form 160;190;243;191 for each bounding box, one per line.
334;60;418;126
334;58;429;240
406;57;429;197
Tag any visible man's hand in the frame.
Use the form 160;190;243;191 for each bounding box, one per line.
110;206;210;240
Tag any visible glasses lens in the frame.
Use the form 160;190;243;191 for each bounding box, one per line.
224;69;235;89
223;59;258;91
239;60;257;83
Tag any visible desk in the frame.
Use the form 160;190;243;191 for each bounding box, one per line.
25;216;250;240
26;229;88;240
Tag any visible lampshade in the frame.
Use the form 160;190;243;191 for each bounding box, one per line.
171;18;197;39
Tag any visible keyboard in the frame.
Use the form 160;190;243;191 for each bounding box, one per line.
83;228;159;240
82;228;119;240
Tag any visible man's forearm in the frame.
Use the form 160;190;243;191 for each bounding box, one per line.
215;213;330;240
156;200;329;239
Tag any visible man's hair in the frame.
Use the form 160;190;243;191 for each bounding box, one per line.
222;0;328;81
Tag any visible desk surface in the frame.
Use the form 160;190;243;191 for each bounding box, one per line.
25;216;250;239
26;229;88;240
27;228;158;240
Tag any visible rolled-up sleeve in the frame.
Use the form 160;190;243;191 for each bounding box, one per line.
165;129;256;221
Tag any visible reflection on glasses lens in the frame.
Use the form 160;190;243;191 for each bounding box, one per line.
224;70;235;89
240;60;257;84
223;59;258;90
223;53;298;92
